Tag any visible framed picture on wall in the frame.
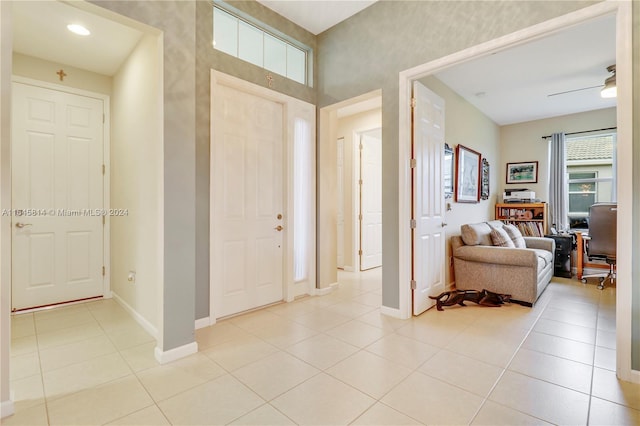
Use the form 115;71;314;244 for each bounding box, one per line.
506;161;538;184
455;144;481;203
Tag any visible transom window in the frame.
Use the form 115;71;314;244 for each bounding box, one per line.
213;3;310;86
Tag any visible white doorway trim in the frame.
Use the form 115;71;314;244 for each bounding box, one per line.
397;1;634;382
209;70;316;323
10;75;112;304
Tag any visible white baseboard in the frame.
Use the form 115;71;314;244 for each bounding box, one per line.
380;305;404;319
154;341;198;364
1;399;15;419
195;317;212;330
313;282;338;296
112;292;158;339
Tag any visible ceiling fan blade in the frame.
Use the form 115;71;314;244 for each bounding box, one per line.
547;85;603;97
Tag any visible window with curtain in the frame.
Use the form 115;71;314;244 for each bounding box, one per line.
213;4;310;86
565;133;616;229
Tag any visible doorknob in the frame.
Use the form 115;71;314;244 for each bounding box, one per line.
442;222;448;227
274;225;284;231
15;222;32;229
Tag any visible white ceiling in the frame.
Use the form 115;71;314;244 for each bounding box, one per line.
12;1;616;125
256;0;377;35
12;1;143;76
434;14;617;125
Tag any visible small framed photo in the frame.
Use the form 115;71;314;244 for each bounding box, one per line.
455;144;481;203
506;161;538;184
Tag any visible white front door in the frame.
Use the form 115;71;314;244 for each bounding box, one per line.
412;82;446;315
12;82;105;311
360;129;382;270
212;83;284;318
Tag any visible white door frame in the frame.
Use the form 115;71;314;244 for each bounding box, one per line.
11;76;112;305
209;70;316;323
397;2;634;382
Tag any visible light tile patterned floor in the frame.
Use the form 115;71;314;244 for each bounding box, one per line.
6;269;640;425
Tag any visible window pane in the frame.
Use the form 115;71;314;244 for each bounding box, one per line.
213;8;238;56
293;118;311;282
569;193;596;213
569;172;596;180
287;45;306;84
569;182;595;192
238;21;263;67
595;180;614;203
264;34;286;77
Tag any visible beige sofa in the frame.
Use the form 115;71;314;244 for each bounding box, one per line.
451;220;555;306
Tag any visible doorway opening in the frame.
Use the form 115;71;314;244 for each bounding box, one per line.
328;93;383;277
397;2;633;381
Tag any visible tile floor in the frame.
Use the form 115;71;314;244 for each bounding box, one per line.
6;269;640;425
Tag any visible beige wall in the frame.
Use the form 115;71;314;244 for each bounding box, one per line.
500;107;617;203
419;76;500;286
336;108;382;270
111;33;162;331
12;53;112;94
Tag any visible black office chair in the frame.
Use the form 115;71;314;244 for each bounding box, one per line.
581;203;617;290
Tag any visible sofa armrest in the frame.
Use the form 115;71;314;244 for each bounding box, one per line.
453;245;537;267
524;237;555;253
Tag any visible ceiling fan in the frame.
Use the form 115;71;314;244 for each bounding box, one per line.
547;64;616;98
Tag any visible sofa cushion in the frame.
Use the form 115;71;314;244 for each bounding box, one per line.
490;228;515;247
532;248;553;273
460;222;494;246
503;224;527;248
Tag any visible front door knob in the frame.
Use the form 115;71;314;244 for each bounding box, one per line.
15;222;33;229
274;225;283;231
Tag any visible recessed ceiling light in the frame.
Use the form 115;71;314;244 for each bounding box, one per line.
67;24;90;36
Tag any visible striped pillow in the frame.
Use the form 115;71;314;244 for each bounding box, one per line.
490;228;515;248
503;224;526;248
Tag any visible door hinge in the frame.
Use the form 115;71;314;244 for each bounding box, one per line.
410;280;416;290
359;179;363;185
358;214;363;221
358;249;363;256
359;143;363;150
102;164;105;175
411;98;416;108
102;266;106;276
102;216;105;225
103;114;105;123
410;219;417;229
410;158;417;168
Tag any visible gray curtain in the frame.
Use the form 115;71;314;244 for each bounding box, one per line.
549;132;568;231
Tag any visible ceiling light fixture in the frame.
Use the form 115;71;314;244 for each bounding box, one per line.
600;64;616;98
67;24;90;36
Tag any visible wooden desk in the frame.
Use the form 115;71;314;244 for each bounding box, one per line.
575;231;612;279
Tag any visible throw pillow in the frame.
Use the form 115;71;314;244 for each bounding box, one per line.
503;224;526;248
490;228;515;248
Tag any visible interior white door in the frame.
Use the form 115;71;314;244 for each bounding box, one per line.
336;138;345;269
212;83;284;318
12;82;104;311
412;82;446;315
360;129;382;270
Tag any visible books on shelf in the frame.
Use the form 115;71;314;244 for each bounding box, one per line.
495;202;548;236
502;220;544;237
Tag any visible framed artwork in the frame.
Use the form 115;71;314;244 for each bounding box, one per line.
455;144;481;203
506;161;538;184
481;158;490;200
443;143;454;199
